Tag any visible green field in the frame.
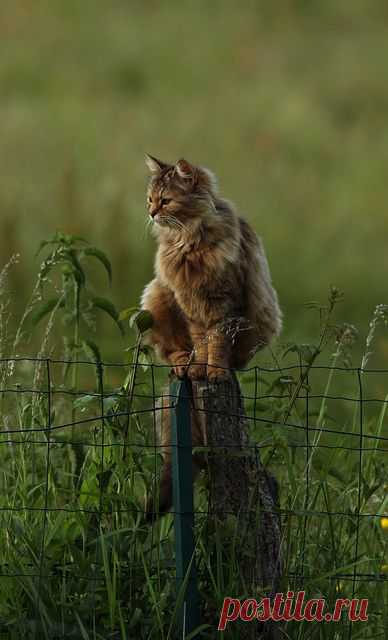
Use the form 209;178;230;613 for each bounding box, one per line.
1;1;388;364
0;2;388;638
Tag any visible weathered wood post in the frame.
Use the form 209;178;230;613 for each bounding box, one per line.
192;374;282;640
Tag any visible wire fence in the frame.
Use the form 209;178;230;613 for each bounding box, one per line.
0;356;387;638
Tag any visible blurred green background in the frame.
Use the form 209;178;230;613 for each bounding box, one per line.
1;0;388;363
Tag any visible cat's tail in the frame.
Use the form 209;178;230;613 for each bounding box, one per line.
145;462;172;521
145;388;205;522
145;455;203;522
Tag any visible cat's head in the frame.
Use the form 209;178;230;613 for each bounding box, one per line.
145;155;218;233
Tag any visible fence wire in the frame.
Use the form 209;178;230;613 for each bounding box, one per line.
0;357;386;638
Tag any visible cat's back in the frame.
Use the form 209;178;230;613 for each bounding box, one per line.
237;215;282;335
237;215;268;275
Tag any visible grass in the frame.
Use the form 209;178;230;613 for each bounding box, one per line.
1;1;388;363
0;241;386;638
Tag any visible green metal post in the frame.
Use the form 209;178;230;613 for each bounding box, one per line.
170;378;201;637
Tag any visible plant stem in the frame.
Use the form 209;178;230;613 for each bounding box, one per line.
71;279;81;442
122;334;142;461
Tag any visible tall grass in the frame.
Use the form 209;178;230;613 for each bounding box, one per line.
0;246;386;638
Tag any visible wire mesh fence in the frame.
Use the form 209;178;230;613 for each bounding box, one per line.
0;356;386;638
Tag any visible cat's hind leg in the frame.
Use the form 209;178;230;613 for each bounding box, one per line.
141;279;192;376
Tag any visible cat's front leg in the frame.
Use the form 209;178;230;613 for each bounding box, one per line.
169;350;193;379
186;326;208;380
207;326;231;381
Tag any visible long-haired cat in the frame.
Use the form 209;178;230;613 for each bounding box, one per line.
141;155;282;517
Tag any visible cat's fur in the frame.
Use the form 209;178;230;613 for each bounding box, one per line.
141;155;282;517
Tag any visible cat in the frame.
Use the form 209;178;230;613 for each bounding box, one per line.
141;155;282;380
141;155;282;517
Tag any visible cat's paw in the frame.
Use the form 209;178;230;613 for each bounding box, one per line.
172;363;188;378
186;363;207;380
206;365;230;381
170;351;192;378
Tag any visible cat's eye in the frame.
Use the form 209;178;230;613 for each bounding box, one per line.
161;198;171;206
147;196;152;204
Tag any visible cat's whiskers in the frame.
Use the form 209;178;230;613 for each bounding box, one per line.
163;215;188;234
143;216;154;239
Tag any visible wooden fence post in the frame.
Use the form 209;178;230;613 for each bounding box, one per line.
170;373;282;639
192;374;282;640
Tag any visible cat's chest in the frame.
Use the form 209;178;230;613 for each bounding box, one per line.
158;243;200;283
156;245;212;319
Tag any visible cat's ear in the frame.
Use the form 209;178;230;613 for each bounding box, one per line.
145;154;168;175
175;158;195;180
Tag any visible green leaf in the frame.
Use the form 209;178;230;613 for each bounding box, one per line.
130;309;153;333
303;300;323;310
103;395;119;412
35;232;64;256
82;339;102;364
66;234;88;245
63;249;86;286
83;247;112;283
35;232;88;256
119;306;139;322
72;396;91;411
35;239;52;257
55;231;87;246
282;342;319;364
30;296;65;326
79;475;99;507
91;296;124;335
73;395;98;411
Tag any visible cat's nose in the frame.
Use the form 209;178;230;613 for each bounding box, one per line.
149;206;159;218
